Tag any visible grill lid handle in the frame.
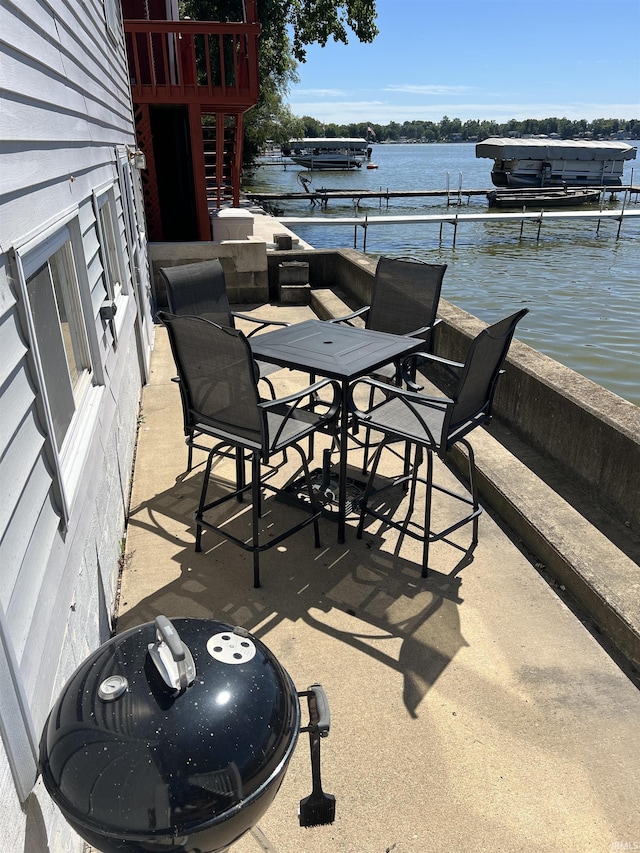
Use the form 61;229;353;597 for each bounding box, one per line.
148;615;196;693
299;683;331;737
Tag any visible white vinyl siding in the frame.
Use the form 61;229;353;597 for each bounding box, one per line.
0;0;153;831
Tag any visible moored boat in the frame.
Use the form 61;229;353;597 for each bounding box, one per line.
282;137;372;170
477;137;637;188
487;186;602;208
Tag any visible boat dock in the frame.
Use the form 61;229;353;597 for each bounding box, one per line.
247;185;640;211
274;206;640;251
249;187;487;208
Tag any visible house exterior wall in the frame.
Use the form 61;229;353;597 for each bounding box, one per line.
0;0;154;848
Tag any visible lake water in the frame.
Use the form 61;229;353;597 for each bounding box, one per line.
245;142;640;406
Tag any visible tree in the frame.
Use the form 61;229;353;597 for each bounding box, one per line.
300;116;326;137
181;1;378;155
243;93;305;160
284;0;379;62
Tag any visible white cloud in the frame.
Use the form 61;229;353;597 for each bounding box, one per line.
293;88;348;98
383;84;474;95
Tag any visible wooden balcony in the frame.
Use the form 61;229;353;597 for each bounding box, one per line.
124;19;260;110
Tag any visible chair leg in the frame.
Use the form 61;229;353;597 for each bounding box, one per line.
195;446;217;552
187;431;194;473
422;449;434;578
406;444;422;509
402;440;412;491
356;437;386;540
236;449;246;502
295;443;322;549
361;384;376;474
252;452;262;588
461;438;480;548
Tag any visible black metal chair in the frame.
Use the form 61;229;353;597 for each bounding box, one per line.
159;258;289;470
330;256;447;384
349;309;528;577
330;256;447;470
158;312;341;589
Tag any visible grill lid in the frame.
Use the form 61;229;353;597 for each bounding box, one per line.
39;617;301;837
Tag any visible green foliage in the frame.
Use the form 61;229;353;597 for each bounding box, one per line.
300;116;640;143
285;0;378;62
179;1;378;158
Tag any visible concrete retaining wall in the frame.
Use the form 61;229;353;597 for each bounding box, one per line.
433;302;640;536
302;249;640;535
148;240;270;309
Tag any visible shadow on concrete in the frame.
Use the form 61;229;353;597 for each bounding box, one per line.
118;464;471;719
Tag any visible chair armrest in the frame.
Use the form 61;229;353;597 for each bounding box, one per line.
261;378;342;447
404;317;443;338
401;349;464;391
261;378;342;420
348;377;452;445
348;376;452;418
404;350;464;370
231;311;291;337
328;305;370;326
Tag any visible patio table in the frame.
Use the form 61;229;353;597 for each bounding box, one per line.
251;318;424;543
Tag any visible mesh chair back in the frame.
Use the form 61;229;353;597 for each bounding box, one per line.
367;256;447;348
159;313;263;446
449;309;528;428
160;259;232;327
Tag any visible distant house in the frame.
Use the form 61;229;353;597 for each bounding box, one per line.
0;0;154;848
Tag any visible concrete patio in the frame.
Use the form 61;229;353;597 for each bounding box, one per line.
114;297;640;853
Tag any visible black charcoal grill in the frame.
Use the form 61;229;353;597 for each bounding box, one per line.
39;616;335;852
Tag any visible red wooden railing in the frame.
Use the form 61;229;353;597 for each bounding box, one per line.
124;20;260;108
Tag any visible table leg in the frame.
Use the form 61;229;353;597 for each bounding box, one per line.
338;379;349;543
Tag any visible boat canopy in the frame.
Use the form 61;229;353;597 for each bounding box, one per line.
476;138;637;162
288;137;368;149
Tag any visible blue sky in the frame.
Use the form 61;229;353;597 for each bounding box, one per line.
286;0;640;125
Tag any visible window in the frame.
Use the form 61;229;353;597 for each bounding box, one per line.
97;193;123;303
15;221;102;520
104;0;122;45
26;239;92;450
95;188;129;344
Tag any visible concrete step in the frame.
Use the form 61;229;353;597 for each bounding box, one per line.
310;286;640;677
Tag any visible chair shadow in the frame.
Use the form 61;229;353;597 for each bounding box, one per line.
121;461;473;719
354;459;479;573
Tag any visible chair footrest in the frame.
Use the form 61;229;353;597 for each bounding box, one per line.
361;500;482;545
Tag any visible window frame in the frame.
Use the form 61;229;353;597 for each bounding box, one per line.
93;186;129;344
104;0;123;45
13;215;103;523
